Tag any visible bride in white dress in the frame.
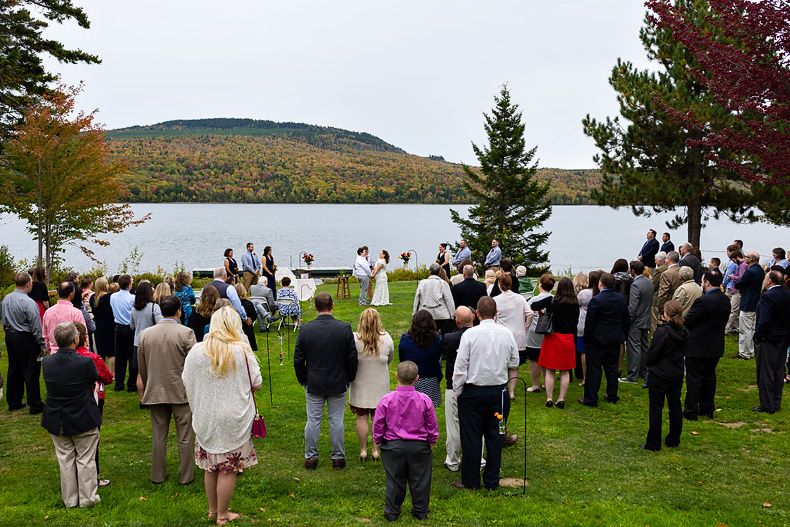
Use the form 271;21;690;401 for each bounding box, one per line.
370;250;391;306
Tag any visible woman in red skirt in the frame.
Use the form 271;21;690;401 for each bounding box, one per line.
531;277;580;409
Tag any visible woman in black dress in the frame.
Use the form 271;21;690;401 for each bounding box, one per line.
262;246;276;293
436;243;451;278
28;266;49;321
90;277;116;375
224;248;239;282
234;284;258;351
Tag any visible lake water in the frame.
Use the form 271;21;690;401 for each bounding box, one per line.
0;204;786;275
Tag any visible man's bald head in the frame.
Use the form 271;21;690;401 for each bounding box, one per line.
463;265;475;278
454;306;474;326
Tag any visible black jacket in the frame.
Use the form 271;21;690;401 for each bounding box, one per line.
451;277;487;310
489;273;520;297
735;263;765;311
583;289;631;348
294;314;357;395
530;296;580;337
755;285;790;349
41;348;101;436
439;326;471;385
684;289;731;359
679;253;702;284
646;322;688;381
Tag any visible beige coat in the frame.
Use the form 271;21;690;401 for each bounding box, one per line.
138;319;197;405
673;281;703;316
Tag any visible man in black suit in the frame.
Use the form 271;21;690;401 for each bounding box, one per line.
579;273;631;407
294;292;357;470
451;265;487;311
752;271;790;414
679;243;702;284
440;306;474;473
638;229;660;268
41;322;102;508
660;232;675;253
683;270;731;420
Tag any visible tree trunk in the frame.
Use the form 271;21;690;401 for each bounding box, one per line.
37;161;43;272
687;148;703;249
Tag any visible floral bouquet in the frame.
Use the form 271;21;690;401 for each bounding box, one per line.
302;253;314;265
399;252;411;265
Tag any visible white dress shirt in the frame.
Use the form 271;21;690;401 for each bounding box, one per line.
354;255;372;278
452;319;519;395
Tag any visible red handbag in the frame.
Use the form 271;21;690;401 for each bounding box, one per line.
244;353;267;439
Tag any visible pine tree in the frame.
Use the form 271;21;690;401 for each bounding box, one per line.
582;0;788;248
450;86;552;274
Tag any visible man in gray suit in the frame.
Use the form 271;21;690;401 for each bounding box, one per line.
250;277;280;330
620;261;654;384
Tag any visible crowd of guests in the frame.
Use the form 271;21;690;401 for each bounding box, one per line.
3;233;790;522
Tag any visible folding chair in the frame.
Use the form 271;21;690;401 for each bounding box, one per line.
276;298;301;332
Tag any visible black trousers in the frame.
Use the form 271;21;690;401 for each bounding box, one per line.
683;357;719;419
380;440;432;520
755;341;785;413
645;374;683;450
5;331;43;412
114;324;136;391
583;344;620;405
458;384;509;490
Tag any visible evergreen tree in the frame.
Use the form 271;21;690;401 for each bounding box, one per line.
450;86;551;274
582;0;788;248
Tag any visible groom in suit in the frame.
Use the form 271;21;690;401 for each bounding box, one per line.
354;247;372;306
638;229;660;269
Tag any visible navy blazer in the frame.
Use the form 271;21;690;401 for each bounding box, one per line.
684;289;731;359
583;289;631;348
451;277;487;310
440;326;471;385
41;348;101;436
639;238;660;268
294;314;357;395
735;263;765;311
755;285;790;349
660;241;675;253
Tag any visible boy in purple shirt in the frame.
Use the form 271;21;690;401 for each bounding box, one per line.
373;361;438;522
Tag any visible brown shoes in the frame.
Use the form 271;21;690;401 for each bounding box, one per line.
332;458;346;470
304;459;317;471
451;481;467;489
503;433;518;448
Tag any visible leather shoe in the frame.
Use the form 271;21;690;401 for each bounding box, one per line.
503;433;518;448
751;406;775;414
9;402;28;411
603;394;618;404
451;481;468;489
332;458;346;470
639;444;659;451
555;400;565;410
304;459;318;471
577;397;597;407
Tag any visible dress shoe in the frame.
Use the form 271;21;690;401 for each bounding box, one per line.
29;407;43;415
555;400;565;410
332;458;346;470
639;444;659;452
451;481;468;489
9;402;28;412
545;400;553;408
751;406;775;414
526;387;541;394
682;413;698;421
618;378;637;384
577;397;597;407
114;386;124;392
603;394;618;404
304;459;318;471
152;474;169;484
503;433;519;448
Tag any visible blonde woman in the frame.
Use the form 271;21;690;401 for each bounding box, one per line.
182;306;262;526
153;282;171;305
90;277;116;374
348;308;394;461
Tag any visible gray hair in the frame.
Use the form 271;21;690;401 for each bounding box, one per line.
655;251;666;263
746;251;760;262
262;276;268;286
429;263;441;275
679;266;694;281
54;322;79;349
463;265;475;278
516;265;527;277
213;267;226;279
666;251;680;264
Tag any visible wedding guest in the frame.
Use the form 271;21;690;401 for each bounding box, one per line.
483;270;497;294
90;277;115;375
576;270;601;386
641;300;688;451
516;266;533;294
64;272;84;310
399;310;443;407
153;282;171;306
74;321;113;487
188;285;219;342
349;308;394;461
80;276;94;313
765;247;788;271
111;274;136;392
373;360;438;522
651;251;668;332
261;245;276;295
611;258;633;375
276;277;301;325
41;322;102;508
493;274;534;400
182;306;262;525
752;270;790;414
673;266;703;316
355;246;372;306
224;248;239;282
525;274;555;393
452;264;487;312
451;258;474;286
371;250;392;306
130;282;163;406
413;263;456;335
734;251;764;360
489;258;519;297
437;243;451;278
28;266;50;321
531;277;579;409
234;284;258;351
43;282;88;354
174;271;196;325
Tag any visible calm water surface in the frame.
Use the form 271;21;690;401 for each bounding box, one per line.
0;204;786;274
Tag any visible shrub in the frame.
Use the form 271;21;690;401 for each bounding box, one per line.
0;245;15;289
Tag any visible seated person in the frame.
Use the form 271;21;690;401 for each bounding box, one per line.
276;277;301;324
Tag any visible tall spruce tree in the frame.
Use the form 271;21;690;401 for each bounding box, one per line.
450;86;551;274
582;0;787;248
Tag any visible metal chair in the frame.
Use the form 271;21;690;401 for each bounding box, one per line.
276;297;301;332
252;297;281;334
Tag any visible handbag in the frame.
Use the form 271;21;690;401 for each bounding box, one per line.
244;353;267;439
534;302;554;335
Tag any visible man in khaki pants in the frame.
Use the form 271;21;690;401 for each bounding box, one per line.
138;295;197;484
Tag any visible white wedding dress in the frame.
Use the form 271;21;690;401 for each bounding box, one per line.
370;259;391;306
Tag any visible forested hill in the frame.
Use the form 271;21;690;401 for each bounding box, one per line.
107;118;600;204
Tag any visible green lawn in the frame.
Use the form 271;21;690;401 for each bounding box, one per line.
0;280;787;526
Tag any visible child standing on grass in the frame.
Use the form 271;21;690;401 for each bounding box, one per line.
373;361;438;522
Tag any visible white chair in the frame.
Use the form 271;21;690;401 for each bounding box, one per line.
276;298;301;332
252;297;280;334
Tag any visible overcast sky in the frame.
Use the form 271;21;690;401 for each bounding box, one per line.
41;0;652;168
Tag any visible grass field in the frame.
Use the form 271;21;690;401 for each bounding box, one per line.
0;280;788;526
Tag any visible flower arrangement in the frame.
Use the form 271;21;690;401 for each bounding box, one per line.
302;253;314;265
399;252;411;264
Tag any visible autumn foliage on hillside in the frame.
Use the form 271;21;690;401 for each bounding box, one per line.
106;120;600;204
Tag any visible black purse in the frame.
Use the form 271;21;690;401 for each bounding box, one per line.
534;302;554;335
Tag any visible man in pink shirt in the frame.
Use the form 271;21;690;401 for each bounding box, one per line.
373;361;438;522
43;283;88;354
